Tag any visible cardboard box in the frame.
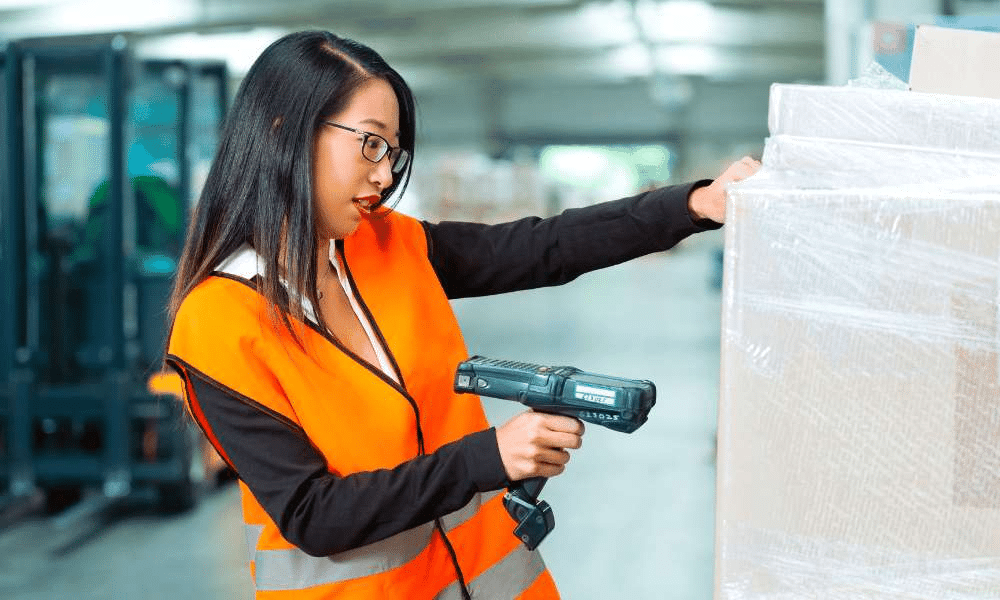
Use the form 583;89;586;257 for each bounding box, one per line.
717;84;1000;598
909;25;1000;100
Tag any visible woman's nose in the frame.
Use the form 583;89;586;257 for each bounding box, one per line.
370;155;394;191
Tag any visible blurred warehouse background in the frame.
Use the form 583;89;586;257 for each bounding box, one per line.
0;1;997;598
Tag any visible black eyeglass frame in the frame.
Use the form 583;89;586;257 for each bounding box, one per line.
322;121;410;175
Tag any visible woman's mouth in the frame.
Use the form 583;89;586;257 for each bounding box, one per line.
353;195;380;213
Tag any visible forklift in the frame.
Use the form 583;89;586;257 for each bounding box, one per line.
0;36;228;514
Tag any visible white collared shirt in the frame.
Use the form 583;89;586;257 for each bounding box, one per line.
325;240;399;384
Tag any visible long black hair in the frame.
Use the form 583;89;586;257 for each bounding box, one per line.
167;31;416;342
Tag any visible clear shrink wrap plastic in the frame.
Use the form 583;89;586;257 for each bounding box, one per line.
718;84;1000;599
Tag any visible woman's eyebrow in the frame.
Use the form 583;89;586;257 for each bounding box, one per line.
359;118;399;138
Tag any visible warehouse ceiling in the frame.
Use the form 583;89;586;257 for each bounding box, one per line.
0;0;828;89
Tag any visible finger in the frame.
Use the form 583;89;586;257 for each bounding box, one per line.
535;448;571;466
541;415;585;435
721;166;747;181
511;454;566;480
539;431;582;450
729;163;760;182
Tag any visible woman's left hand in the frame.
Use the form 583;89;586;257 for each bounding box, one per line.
688;156;762;224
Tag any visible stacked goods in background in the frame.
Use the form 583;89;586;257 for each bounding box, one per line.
414;154;551;223
717;83;1000;598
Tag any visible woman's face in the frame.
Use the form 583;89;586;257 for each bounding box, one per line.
313;77;400;240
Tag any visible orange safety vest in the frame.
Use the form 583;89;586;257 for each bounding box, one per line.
167;210;559;599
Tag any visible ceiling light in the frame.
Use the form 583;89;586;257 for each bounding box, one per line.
655;44;724;75
577;0;640;45
136;29;289;76
44;0;197;33
608;43;654;78
0;0;61;8
635;0;716;42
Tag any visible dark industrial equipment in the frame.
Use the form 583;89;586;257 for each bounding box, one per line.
0;36;227;513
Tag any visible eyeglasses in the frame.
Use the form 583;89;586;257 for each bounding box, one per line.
322;121;410;175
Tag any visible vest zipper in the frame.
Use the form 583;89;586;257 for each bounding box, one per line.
339;239;471;599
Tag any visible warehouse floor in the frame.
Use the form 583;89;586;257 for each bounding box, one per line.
0;230;725;600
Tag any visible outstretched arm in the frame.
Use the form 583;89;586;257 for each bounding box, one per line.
423;158;761;300
423;180;716;299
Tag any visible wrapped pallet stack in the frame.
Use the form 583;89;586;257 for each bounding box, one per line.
717;83;1000;598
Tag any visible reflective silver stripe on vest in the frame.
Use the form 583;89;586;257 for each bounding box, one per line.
254;521;434;591
434;544;547;599
441;490;500;533
245;524;264;564
250;491;497;591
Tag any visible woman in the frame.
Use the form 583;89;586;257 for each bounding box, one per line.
165;30;758;599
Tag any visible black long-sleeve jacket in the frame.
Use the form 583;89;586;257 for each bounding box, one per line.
186;180;718;557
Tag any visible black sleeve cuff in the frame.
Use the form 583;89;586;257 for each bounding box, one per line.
461;427;510;491
646;178;720;237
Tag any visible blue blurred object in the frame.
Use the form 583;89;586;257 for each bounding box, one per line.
935;15;1000;32
141;254;177;276
872;22;916;82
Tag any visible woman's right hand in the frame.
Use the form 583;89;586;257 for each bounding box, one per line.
495;411;585;481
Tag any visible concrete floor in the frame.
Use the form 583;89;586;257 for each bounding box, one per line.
0;230;724;600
